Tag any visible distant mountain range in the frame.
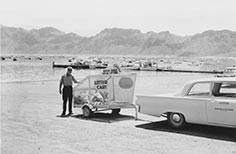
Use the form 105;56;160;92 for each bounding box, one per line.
1;25;236;57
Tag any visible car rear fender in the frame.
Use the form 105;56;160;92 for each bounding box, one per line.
162;110;186;119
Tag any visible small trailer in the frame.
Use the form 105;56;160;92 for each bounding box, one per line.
73;72;137;118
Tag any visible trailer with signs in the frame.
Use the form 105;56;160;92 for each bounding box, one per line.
73;72;137;118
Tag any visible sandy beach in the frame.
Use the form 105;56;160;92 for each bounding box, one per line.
1;80;235;154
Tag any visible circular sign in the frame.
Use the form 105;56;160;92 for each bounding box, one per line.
119;77;133;89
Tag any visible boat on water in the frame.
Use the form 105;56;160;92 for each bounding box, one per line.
215;66;236;77
52;58;108;69
121;61;222;74
89;60;108;69
121;61;140;71
121;65;140;71
122;61;159;71
52;61;90;69
139;61;158;71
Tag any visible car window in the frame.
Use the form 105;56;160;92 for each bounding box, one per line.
213;82;236;98
188;83;211;96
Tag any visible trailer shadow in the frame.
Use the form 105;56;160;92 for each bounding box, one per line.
135;120;236;142
71;112;135;123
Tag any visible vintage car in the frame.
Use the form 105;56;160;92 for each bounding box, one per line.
136;77;236;129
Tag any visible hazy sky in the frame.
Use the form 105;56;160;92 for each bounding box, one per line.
1;0;235;36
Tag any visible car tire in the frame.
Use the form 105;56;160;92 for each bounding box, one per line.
167;112;185;129
111;109;121;115
82;106;92;118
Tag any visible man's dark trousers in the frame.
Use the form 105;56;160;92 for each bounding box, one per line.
62;86;73;115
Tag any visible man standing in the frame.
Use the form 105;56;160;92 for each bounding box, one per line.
59;67;79;116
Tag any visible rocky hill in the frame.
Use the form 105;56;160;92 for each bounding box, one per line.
1;25;236;56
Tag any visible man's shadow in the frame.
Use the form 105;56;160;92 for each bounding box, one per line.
71;112;135;123
136;120;236;142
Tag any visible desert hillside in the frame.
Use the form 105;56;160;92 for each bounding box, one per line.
1;26;236;57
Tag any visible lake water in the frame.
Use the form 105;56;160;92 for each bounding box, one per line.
1;55;235;95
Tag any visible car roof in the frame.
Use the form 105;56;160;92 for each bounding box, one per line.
187;77;236;84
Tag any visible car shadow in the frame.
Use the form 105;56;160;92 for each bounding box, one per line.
71;112;135;123
135;120;236;142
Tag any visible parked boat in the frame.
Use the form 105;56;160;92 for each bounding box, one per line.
121;61;140;71
121;65;140;71
157;69;223;74
52;61;90;69
215;66;236;77
92;60;108;69
139;61;158;71
52;58;108;69
35;56;42;60
12;57;17;61
1;57;5;60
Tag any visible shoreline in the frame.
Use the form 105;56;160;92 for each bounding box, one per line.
1;80;236;154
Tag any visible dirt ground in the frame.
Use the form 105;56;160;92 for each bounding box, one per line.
1;81;236;154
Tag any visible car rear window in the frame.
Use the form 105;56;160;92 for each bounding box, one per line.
212;82;236;98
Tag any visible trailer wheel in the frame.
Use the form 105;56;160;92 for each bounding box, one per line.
82;106;92;118
167;112;185;129
111;109;121;115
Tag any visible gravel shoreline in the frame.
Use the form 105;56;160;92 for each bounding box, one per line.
1;81;236;154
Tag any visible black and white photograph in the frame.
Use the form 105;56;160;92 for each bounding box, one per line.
1;0;236;153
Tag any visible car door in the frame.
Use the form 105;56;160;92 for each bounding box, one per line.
186;82;211;123
207;82;236;127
